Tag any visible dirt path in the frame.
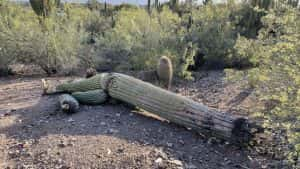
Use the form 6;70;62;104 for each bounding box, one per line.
0;72;275;169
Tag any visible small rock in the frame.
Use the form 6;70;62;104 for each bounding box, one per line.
154;148;168;159
116;113;121;117
100;122;106;126
166;142;173;148
58;141;66;148
106;129;119;134
169;159;183;166
107;148;112;155
117;148;124;153
8;150;20;159
67;118;75;123
185;163;197;169
155;157;164;167
155;157;163;164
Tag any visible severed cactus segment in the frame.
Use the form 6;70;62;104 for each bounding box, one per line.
72;89;108;105
56;73;109;93
59;94;79;114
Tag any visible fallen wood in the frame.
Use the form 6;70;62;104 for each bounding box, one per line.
55;73;262;143
59;94;80;114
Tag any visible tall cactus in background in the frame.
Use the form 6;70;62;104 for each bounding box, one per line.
29;0;60;17
154;0;158;9
147;0;151;13
203;0;212;5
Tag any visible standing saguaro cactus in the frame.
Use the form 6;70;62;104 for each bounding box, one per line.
147;0;151;13
29;0;60;17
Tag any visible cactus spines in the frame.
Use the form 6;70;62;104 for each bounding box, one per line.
72;89;108;105
157;56;173;90
59;94;79;114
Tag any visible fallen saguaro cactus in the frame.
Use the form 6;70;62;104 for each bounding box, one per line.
55;73;262;143
59;94;80;114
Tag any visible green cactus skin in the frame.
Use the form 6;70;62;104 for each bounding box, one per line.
56;73;108;93
59;94;79;114
72;89;108;105
157;56;173;90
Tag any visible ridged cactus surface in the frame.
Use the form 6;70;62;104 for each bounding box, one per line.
72;89;108;105
56;73;108;93
105;73;257;143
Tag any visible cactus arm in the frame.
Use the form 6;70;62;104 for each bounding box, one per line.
59;94;79;114
56;73;108;93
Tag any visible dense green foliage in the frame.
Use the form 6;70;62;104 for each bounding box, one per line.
233;5;300;166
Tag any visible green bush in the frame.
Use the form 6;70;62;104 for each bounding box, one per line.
187;4;238;68
0;2;89;75
233;6;300;166
93;7;187;75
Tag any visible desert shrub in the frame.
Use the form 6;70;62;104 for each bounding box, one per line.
233;5;300;166
232;35;260;68
0;1;22;75
231;0;270;39
0;2;89;75
93;7;188;75
187;3;238;69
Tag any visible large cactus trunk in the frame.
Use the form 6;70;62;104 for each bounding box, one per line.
104;73;259;143
54;73;261;143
